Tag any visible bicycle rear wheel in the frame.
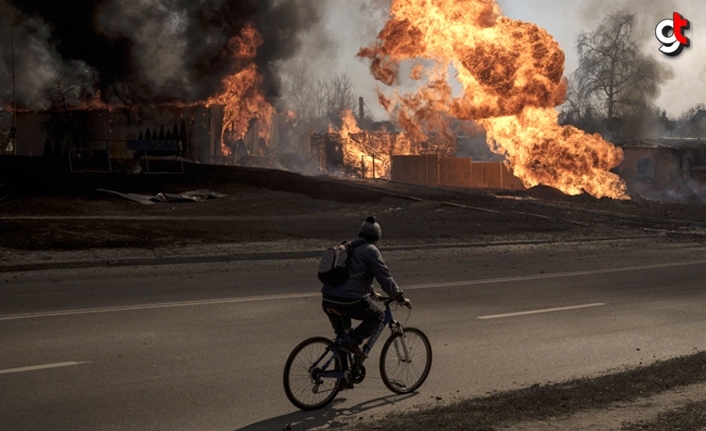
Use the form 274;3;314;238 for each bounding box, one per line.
379;327;432;394
283;336;343;410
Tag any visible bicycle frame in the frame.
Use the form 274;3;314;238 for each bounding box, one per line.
309;299;407;381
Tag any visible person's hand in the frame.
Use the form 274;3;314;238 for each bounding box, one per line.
371;291;383;301
399;297;412;308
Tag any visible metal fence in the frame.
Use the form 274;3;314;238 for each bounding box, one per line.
69;140;184;174
391;155;524;190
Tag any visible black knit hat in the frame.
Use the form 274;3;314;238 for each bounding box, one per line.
358;215;382;242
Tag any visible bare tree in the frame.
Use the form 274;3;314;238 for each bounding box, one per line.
41;76;90;150
571;11;671;138
676;103;706;137
678;103;706;122
325;74;356;122
311;77;330;120
283;62;314;122
560;79;601;133
312;77;331;118
283;71;359;129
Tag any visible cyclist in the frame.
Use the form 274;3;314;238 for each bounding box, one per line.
321;215;411;360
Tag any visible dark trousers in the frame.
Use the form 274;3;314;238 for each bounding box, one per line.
322;296;384;344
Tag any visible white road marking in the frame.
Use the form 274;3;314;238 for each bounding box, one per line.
0;293;314;321
2;259;704;321
0;361;91;375
403;258;706;291
478;303;607;319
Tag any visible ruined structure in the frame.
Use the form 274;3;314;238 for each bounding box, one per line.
618;138;706;203
11;105;299;172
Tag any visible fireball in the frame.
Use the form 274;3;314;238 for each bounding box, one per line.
359;0;628;199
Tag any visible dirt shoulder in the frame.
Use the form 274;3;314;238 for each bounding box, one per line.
2;157;705;256
503;382;706;431
321;351;706;431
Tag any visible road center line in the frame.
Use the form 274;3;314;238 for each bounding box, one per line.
2;259;704;321
0;361;91;375
403;258;706;291
478;303;607;319
0;294;314;321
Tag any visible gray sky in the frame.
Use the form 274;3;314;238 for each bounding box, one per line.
284;0;704;121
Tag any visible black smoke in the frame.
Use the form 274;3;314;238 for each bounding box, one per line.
4;0;321;107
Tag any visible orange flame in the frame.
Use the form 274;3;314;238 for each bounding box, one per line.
328;109;390;178
328;109;455;179
359;0;628;199
206;24;274;157
76;90;115;111
283;110;297;122
480;108;626;198
340;109;363;138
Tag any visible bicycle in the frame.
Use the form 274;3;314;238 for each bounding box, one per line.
283;296;432;410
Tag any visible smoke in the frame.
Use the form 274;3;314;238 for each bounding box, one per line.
498;0;704;121
576;0;703;120
276;0;391;120
633;178;706;204
2;0;701;121
0;0;321;108
578;0;678;45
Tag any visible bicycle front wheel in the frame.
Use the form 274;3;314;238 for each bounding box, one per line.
283;336;343;410
379;327;432;393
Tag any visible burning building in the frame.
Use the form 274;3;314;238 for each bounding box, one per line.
618;138;706;202
616;111;706;203
1;0;319;171
13;104;295;172
310;109;457;179
9;0;693;202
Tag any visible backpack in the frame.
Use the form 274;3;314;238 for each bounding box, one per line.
317;240;362;286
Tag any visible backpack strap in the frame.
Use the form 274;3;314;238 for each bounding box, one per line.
348;237;367;250
346;238;367;279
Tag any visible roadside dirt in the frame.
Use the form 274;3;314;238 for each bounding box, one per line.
2;156;706;255
500;382;706;431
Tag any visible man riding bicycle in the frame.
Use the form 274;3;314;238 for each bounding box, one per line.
321;215;411;360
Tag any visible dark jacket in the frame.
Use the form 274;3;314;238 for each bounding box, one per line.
321;238;403;301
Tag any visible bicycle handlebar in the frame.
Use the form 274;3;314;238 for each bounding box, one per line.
377;296;411;308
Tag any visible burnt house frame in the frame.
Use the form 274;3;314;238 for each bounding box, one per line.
617;138;706;202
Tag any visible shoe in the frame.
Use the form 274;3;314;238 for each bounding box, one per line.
341;342;368;359
339;379;354;391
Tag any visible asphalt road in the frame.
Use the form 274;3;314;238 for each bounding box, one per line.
2;237;706;431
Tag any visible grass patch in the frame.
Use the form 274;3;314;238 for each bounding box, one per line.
346;350;706;431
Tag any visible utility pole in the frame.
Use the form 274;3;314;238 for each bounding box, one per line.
11;20;16;155
6;4;17;155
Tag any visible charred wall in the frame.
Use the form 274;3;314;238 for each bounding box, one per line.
618;140;706;202
13;105;221;163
